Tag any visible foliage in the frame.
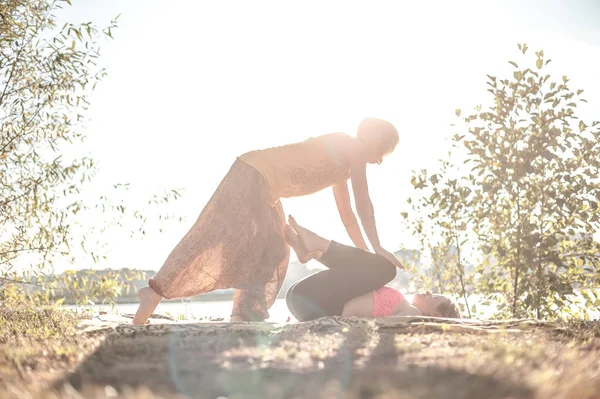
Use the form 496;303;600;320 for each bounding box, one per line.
0;301;97;397
2;0;110;273
1;268;147;307
0;300;78;341
404;44;600;319
52;268;147;305
403;158;474;317
0;0;181;305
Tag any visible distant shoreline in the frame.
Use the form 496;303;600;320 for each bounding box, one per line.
66;292;237;306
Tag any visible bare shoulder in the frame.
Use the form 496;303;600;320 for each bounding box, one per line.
392;300;422;316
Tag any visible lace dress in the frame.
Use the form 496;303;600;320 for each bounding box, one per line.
149;134;351;321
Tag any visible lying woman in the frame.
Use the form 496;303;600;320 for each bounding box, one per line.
284;216;461;321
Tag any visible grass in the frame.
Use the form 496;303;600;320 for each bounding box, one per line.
0;305;96;392
1;305;599;399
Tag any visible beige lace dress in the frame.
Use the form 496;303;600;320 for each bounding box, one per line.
149;133;352;321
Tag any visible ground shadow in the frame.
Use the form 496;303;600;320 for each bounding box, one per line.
55;323;534;399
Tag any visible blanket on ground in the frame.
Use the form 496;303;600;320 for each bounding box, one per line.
77;313;562;337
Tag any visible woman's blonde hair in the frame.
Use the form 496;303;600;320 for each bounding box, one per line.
356;117;399;155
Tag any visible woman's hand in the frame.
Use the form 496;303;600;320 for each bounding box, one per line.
375;246;405;269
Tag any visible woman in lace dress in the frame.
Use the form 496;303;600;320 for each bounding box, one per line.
133;117;403;324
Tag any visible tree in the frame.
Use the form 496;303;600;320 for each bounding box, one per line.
0;0;180;305
406;44;600;319
403;159;474;317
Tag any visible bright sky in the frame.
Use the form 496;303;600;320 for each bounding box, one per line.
51;1;600;272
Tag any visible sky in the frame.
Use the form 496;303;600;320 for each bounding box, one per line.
49;0;600;273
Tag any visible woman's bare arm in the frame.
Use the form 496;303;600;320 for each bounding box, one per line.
348;150;380;249
348;144;403;269
333;182;368;251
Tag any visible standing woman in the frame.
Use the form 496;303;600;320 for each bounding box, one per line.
133;117;402;324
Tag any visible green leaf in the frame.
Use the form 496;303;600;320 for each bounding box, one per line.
508;61;518;68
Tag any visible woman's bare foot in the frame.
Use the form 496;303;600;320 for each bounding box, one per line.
132;286;162;325
288;215;330;254
284;225;315;264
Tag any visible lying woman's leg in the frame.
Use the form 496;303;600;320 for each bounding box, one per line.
288;215;396;272
285;221;396;321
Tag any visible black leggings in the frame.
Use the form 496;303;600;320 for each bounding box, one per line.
285;241;397;321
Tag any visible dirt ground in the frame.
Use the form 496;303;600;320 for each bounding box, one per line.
2;317;600;399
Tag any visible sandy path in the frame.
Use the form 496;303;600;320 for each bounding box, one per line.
51;316;600;399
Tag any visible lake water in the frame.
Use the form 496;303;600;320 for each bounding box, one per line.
80;298;295;322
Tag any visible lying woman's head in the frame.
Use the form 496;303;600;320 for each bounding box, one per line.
412;291;461;318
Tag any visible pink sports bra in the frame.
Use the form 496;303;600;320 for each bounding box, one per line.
372;286;405;317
